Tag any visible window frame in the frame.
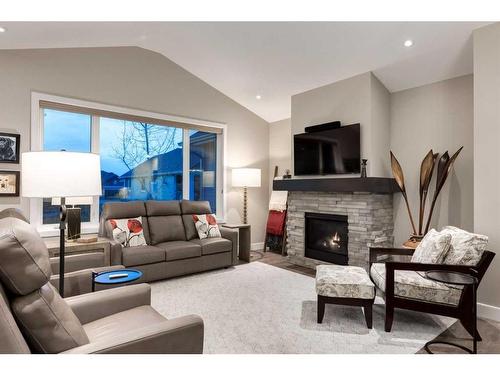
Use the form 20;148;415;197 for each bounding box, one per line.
30;92;226;237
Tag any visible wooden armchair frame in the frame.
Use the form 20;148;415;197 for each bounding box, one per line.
369;246;495;339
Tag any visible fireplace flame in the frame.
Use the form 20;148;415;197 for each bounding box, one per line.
329;232;341;248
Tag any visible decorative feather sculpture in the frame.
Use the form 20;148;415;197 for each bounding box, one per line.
390;151;417;235
423;147;463;234
390;147;463;245
418;151;439;235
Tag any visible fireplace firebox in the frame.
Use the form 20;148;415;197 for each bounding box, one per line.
304;212;348;265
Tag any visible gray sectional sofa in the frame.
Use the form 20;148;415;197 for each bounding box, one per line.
99;200;239;282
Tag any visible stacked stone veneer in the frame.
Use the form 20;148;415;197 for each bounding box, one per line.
286;191;394;270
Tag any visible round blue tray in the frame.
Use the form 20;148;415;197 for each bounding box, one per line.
93;269;143;285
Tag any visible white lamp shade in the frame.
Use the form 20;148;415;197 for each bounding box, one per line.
232;168;261;187
22;151;102;198
51;196;94;205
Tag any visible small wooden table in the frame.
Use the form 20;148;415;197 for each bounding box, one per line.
44;237;112;272
222;224;251;262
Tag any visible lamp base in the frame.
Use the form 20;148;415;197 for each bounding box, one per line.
243;187;248;224
66;207;81;240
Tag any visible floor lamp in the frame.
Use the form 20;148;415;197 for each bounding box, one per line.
232;168;261;224
21;151;102;297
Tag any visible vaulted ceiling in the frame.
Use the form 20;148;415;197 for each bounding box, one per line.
0;22;489;122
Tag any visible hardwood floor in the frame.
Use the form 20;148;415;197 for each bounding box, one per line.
248;250;500;354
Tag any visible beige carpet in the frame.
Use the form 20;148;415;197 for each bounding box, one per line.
150;261;455;354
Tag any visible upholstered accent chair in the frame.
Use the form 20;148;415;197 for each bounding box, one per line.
0;215;204;354
369;246;495;339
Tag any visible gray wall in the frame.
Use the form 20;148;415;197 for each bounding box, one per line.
291;72;372;175
269;118;292;193
474;23;500;309
370;74;391;178
0;47;270;243
290;72;391;177
390;75;474;244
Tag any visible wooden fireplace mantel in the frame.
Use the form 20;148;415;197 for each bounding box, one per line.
272;177;400;194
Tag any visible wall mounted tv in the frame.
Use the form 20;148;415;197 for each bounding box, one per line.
294;123;361;176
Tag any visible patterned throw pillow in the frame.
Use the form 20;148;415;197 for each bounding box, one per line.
108;217;147;247
193;214;221;239
411;229;452;264
441;226;488;266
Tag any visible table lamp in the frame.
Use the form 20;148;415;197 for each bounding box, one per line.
22;151;102;296
231;168;261;224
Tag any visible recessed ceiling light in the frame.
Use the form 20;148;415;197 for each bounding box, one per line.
0;27;6;33
256;95;262;100
404;39;413;47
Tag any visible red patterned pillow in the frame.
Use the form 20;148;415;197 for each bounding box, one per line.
193;214;221;239
108;217;147;247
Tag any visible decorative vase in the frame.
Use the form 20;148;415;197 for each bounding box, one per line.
360;159;368;178
403;234;424;249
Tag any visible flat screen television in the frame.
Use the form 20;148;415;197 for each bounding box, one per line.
294;124;360;176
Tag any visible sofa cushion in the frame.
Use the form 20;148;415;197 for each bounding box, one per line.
145;200;181;216
370;263;462;305
101;202;151;244
0;283;30;354
101;201;146;221
147;216;187;244
156;241;202;261
83;305;166;343
441;226;488;266
191;238;232;256
181;200;212;240
0;217;52;296
12;283;89;353
122;245;166;267
411;229;452;264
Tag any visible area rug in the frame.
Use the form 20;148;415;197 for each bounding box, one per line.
150;262;455;354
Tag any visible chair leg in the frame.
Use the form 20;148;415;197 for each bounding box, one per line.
263;233;268;252
460;317;483;342
317;296;325;324
363;304;373;329
385;304;394;332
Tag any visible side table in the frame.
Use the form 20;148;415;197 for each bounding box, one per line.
424;270;478;354
44;236;112;274
222;224;251;262
92;269;143;292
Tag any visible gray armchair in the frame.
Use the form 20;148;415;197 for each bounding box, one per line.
0;215;204;354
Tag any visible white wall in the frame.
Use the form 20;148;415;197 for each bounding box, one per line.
473;23;500;310
291;72;390;177
269;118;292;192
370;73;391;178
390;75;474;244
0;47;270;243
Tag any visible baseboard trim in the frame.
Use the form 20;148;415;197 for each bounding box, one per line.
251;242;264;251
478;302;500;322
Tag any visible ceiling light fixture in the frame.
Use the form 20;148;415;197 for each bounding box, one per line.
256;95;262;100
404;39;413;47
0;27;6;33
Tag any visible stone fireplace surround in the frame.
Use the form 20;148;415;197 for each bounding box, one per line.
274;178;398;270
286;191;394;269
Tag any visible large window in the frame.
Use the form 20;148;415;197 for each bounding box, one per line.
42;109;92;224
34;94;224;234
99;117;184;211
189;130;217;211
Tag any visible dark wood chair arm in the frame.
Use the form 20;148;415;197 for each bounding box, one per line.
369;246;415;263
